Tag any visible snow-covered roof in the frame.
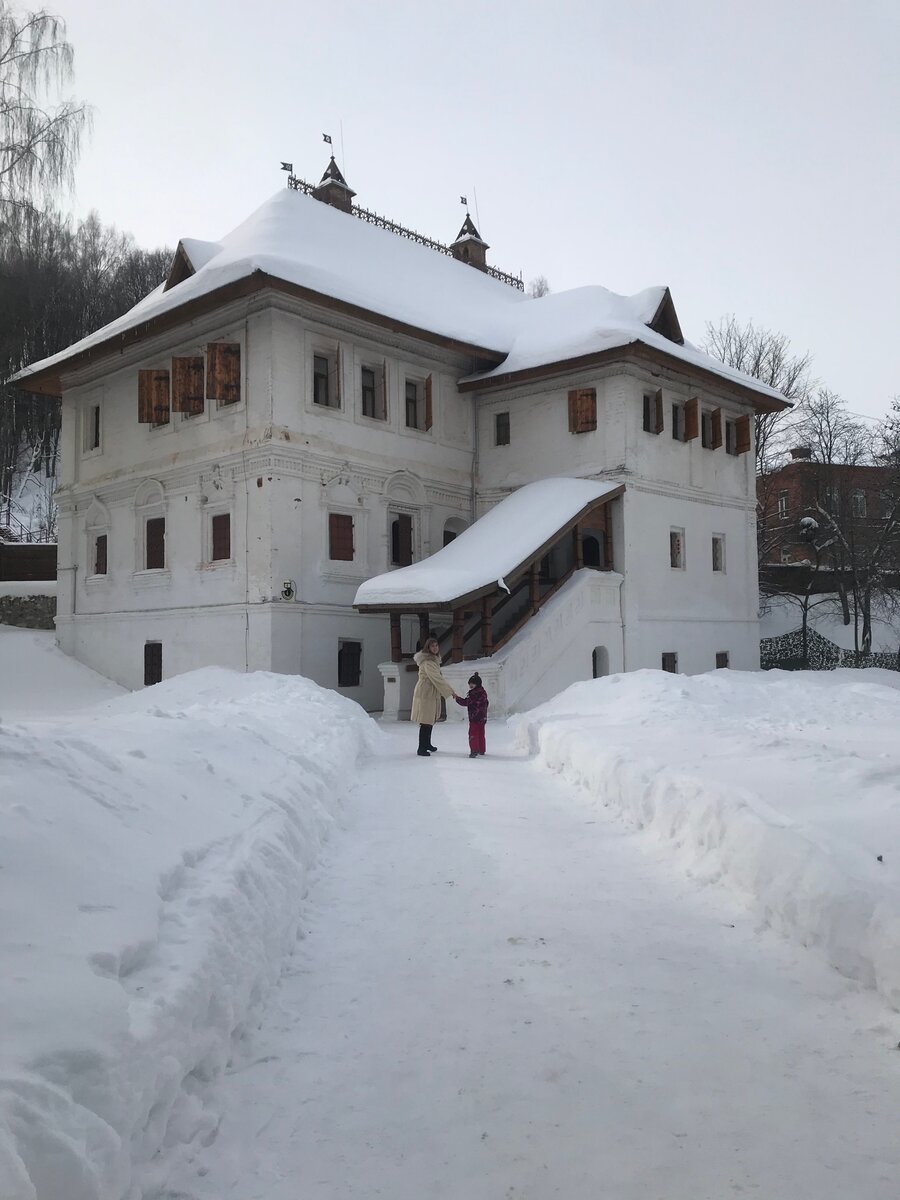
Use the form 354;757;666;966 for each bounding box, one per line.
16;188;786;407
355;477;622;609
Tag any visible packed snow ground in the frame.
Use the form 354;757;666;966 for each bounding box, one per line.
2;638;900;1198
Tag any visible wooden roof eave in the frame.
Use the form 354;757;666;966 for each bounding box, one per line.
16;270;508;399
458;340;790;415
354;485;625;614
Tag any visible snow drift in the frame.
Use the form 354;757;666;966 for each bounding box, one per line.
0;668;377;1200
513;669;900;1013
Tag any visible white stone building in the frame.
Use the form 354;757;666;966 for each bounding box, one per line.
17;158;786;712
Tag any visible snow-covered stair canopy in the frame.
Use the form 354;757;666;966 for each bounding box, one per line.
355;477;623;612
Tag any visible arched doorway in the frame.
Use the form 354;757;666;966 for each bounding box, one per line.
583;535;602;568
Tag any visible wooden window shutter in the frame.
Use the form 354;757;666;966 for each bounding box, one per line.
654;388;664;434
94;533;107;575
328;513;354;561
711;407;723;450
211;513;231;561
335;343;342;406
425;374;433;431
398;513;413;565
145;517;165;570
382;359;389;420
569;388;596;433
206;343;241;406
684;396;699;441
736;414;752;454
172;356;205;414
138;369;170;423
568;389;578;432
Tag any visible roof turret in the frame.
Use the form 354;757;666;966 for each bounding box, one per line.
312;156;356;213
450;213;489;270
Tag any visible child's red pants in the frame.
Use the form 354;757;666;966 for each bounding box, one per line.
468;722;486;754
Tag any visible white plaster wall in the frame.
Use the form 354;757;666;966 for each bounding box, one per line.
439;572;625;718
476;373;626;493
619;484;760;673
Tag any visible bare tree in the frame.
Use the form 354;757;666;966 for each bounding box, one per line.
704;315;815;582
0;1;89;219
528;275;550;298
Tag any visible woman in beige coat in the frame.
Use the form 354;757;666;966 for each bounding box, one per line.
411;637;458;757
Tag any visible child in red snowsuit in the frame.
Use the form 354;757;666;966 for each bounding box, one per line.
455;673;489;757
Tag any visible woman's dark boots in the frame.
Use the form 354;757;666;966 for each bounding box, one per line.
417;724;433;756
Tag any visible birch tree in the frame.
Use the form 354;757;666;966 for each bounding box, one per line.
0;1;89;220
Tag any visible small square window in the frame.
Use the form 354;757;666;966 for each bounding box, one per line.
338;639;362;687
328;513;354;561
313;351;339;408
725;419;739;455
495;411;510;446
93;533;108;576
780;547;793;564
405;379;425;429
661;652;678;673
701;410;714;449
715;651;729;669
211;513;231;561
83;403;101;453
643;391;663;435
361;364;387;420
711;534;725;573
145;517;165;570
671;403;686;442
670;528;685;569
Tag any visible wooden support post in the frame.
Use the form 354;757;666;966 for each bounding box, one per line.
390;613;402;663
418;611;430;649
529;563;540;612
481;595;494;657
452;609;465;663
574;522;584;570
604;505;614;570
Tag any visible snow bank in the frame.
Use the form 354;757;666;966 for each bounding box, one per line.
0;628;123;719
0;668;377;1199
513;669;900;1012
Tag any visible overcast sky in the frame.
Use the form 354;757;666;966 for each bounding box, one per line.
55;0;898;420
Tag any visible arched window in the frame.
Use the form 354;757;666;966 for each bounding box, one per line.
583;535;602;568
592;646;609;679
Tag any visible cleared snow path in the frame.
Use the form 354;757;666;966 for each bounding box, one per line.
167;722;900;1200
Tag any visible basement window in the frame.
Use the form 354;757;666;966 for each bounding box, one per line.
144;641;162;686
661;652;678;673
669;528;685;570
338;639;362;687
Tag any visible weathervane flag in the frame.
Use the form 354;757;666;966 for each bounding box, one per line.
323;133;332;145
460;195;468;207
280;161;292;172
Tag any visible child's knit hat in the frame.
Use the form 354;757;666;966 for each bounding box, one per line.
468;673;482;686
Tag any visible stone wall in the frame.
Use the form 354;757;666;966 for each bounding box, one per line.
0;593;56;629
